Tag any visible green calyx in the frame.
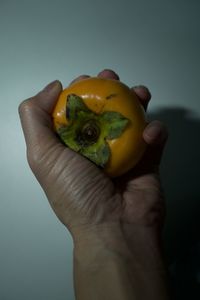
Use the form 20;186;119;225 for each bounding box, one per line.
57;94;129;167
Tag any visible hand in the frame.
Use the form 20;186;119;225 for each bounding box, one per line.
19;70;168;249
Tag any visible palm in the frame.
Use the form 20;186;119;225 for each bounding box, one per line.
38;141;164;234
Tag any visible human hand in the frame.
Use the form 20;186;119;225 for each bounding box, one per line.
19;70;168;250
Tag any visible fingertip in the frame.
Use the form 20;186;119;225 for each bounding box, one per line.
133;85;151;100
41;80;62;94
97;69;120;80
143;121;168;145
132;85;151;111
19;80;63;117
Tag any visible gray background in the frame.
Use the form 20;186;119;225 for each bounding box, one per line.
0;0;200;299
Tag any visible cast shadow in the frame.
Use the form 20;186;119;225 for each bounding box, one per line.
149;107;200;299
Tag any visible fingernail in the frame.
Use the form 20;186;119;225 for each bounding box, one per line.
133;85;151;97
43;80;61;92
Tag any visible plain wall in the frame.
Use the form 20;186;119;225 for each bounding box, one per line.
0;0;200;299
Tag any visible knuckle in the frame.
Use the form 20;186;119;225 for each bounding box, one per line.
69;75;90;86
18;98;34;115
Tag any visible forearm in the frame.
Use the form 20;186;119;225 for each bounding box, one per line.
74;246;136;300
72;224;170;300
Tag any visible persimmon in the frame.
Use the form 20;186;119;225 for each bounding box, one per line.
52;77;147;177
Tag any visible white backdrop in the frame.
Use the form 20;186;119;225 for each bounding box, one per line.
1;0;200;299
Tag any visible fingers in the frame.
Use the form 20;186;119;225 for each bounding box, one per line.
142;120;168;166
119;120;168;183
143;121;168;145
97;69;120;80
19;80;63;150
131;86;151;111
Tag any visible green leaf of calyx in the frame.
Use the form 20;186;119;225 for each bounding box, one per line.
82;142;111;167
66;94;90;121
58;125;82;152
100;111;129;140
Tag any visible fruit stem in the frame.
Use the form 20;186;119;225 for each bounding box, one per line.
77;120;100;146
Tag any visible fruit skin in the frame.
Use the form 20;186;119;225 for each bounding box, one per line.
52;77;147;177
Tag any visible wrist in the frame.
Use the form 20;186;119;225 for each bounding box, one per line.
73;223;137;300
73;222;132;262
73;222;170;300
72;222;166;272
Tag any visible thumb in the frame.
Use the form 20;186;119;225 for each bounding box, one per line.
19;80;62;149
18;80;65;177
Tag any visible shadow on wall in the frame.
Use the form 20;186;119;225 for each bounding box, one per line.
149;108;200;299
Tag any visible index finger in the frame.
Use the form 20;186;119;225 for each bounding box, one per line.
131;85;151;111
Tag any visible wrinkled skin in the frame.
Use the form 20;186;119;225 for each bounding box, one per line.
19;69;168;251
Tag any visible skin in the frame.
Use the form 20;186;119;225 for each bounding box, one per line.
19;69;170;299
